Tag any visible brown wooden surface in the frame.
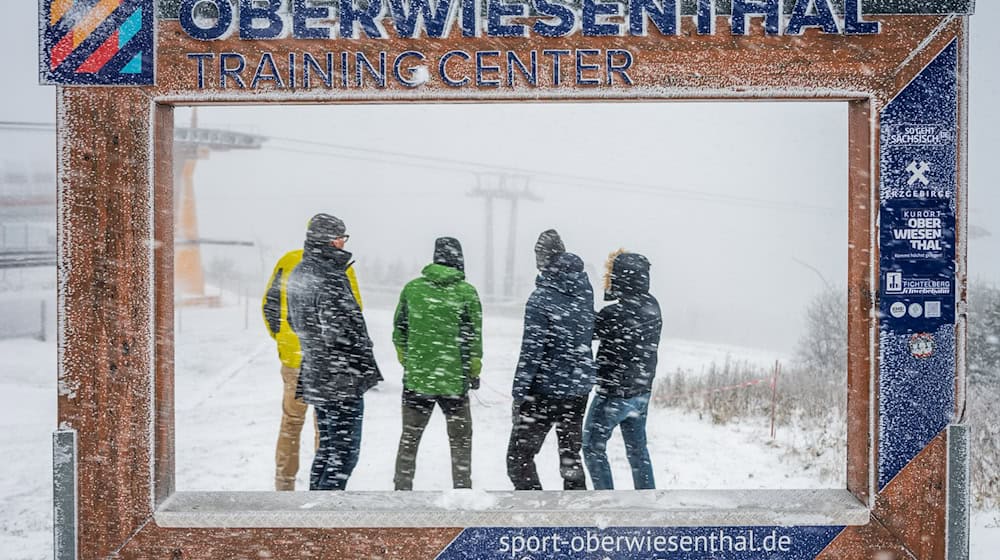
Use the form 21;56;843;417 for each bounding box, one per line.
889;18;965;100
58;87;156;557
57;12;965;559
153;16;950;101
816;519;912;560
873;433;948;560
846;98;873;506
154;103;176;506
819;432;948;560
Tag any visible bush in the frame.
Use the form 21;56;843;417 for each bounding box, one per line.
968;282;1000;510
651;287;850;485
651;283;1000;502
651;355;846;485
652;358;778;425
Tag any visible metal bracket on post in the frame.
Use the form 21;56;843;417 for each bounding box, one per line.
947;424;970;560
53;428;78;560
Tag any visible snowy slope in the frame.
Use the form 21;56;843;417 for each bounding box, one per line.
174;302;808;492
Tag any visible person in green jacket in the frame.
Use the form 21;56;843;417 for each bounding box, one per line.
392;237;483;490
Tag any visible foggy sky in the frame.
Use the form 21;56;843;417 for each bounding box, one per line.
181;102;846;353
2;3;999;354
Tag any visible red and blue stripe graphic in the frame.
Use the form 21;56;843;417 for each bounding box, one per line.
41;0;154;85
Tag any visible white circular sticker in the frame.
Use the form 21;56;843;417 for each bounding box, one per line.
909;333;936;359
890;302;907;318
908;302;924;318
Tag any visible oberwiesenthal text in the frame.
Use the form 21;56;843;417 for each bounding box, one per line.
497;529;794;558
178;0;881;41
182;0;879;89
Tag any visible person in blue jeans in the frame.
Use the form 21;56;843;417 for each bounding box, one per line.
583;251;662;490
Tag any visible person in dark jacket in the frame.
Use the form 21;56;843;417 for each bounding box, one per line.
261;247;363;491
506;229;596;491
392;237;483;490
583;250;662;490
286;213;382;491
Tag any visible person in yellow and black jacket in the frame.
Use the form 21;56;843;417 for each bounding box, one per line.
262;216;363;491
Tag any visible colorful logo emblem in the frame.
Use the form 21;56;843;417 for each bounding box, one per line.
908;332;936;359
40;0;154;85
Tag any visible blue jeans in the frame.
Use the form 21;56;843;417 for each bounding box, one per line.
582;393;654;490
311;398;364;491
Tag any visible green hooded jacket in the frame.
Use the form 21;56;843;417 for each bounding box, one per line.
393;263;483;395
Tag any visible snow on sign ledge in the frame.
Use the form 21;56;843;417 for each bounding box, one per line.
154;489;869;528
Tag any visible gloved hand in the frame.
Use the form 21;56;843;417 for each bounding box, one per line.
469;377;480;390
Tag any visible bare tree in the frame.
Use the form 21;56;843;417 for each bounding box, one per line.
794;286;847;377
968;282;1000;384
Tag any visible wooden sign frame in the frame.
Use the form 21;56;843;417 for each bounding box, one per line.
50;1;971;558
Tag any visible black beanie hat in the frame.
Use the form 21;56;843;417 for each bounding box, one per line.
305;213;346;245
433;237;465;271
534;229;565;270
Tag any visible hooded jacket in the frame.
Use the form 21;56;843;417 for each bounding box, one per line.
261;249;361;369
393;262;483;396
512;252;596;402
595;252;662;398
286;235;381;404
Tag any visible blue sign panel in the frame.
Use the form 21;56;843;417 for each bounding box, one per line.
438;526;843;560
877;40;958;490
880;198;956;332
40;0;155;86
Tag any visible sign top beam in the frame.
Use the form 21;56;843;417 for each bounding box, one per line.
155;0;976;19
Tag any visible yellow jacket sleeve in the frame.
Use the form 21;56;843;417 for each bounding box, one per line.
263;250;304;369
347;265;363;310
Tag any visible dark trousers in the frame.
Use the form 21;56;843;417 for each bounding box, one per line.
394;389;473;490
506;394;589;491
311;398;364;491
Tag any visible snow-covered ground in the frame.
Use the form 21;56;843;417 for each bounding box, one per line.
2;297;998;558
972;511;1000;558
0;338;56;558
174;297;819;492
